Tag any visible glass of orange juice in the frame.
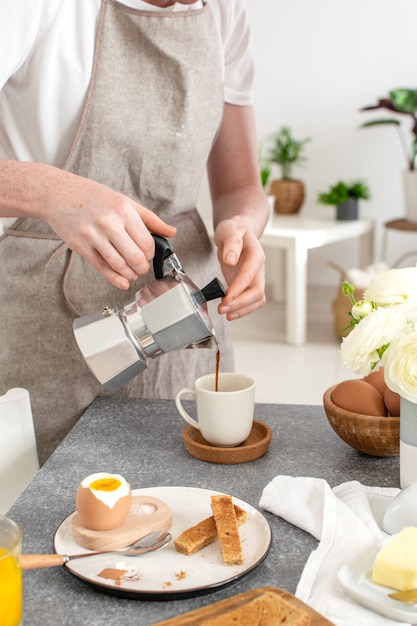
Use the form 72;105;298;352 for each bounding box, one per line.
0;516;22;626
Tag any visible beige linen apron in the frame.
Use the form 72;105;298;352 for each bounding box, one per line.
0;0;234;464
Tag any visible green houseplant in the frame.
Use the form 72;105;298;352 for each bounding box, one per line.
360;88;417;171
360;88;417;221
268;126;311;214
317;179;371;221
258;143;272;190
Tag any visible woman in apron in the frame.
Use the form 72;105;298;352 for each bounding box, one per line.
0;0;269;464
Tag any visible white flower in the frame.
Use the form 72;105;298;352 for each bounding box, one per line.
339;265;417;399
351;300;374;321
364;265;417;322
383;331;417;403
340;307;409;375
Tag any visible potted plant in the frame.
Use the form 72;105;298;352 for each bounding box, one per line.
317;179;371;220
258;143;275;223
259;144;272;190
267;126;311;214
360;88;417;221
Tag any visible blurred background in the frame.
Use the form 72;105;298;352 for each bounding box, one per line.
200;0;417;287
201;0;417;404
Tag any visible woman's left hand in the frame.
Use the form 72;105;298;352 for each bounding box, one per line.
214;218;266;320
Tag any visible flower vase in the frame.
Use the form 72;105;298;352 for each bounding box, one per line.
400;396;417;488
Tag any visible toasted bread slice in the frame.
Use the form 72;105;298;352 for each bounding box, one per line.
211;494;244;566
174;504;247;556
201;591;311;626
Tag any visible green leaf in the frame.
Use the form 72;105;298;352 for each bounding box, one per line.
390;88;417;114
360;119;401;128
268;126;311;180
317;179;371;205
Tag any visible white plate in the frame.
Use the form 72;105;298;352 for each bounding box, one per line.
338;541;417;623
54;486;271;598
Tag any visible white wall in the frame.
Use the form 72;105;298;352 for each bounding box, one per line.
201;0;417;288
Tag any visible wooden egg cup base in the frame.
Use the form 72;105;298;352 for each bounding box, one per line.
71;495;172;551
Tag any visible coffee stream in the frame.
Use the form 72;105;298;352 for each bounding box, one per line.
215;350;220;392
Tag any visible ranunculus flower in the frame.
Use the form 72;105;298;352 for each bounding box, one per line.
383;332;417;403
340;307;409;375
364;266;417;322
351;300;374;321
339;265;417;400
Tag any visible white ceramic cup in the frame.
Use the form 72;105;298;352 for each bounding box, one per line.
175;373;255;447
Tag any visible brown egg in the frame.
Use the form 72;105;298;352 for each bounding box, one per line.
384;388;401;417
76;473;132;531
363;369;388;397
331;379;388;416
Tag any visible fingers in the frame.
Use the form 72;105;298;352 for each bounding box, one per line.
83;246;139;290
217;231;266;320
65;207;177;289
37;168;178;289
139;210;177;242
81;202;177;287
219;270;266;320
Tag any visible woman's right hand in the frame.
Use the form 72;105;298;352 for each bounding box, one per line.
0;161;176;289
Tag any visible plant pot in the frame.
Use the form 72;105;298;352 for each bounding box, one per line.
402;170;417;223
336;198;358;221
270;179;305;215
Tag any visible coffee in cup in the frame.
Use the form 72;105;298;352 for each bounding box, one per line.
175;372;255;447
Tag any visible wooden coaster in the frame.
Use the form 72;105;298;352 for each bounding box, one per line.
71;495;172;551
183;420;272;464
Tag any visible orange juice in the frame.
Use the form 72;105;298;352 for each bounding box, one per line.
0;518;22;626
0;547;22;626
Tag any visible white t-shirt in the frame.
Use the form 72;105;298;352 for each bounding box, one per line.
0;0;254;168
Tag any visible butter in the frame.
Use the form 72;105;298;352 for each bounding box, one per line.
372;527;417;591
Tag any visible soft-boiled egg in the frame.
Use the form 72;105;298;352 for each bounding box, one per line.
76;473;132;531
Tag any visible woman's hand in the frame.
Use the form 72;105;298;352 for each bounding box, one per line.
207;103;269;320
43;171;176;289
0;161;176;289
214;218;266;320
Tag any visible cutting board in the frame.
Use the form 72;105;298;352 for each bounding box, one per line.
152;587;335;625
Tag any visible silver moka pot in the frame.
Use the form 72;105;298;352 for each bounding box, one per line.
73;235;225;392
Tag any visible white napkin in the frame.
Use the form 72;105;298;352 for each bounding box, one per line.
259;476;406;626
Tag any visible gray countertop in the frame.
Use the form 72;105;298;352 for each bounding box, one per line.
8;398;400;625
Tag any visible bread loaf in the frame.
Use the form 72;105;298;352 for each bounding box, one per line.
211;494;244;566
201;590;311;625
174;504;247;556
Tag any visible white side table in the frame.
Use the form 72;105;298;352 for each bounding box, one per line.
261;214;374;345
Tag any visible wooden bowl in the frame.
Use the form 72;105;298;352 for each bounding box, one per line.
323;385;399;457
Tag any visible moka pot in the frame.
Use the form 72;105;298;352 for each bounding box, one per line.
73;235;225;392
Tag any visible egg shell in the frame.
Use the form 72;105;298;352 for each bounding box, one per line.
363;369;388;396
76;481;132;531
331;379;388;416
384;388;401;417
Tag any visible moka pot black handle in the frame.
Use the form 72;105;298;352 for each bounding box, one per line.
151;234;175;279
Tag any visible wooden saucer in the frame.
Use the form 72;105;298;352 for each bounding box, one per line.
71;495;172;551
182;420;272;464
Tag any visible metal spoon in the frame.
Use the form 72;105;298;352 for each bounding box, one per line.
388;588;417;604
21;530;172;570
